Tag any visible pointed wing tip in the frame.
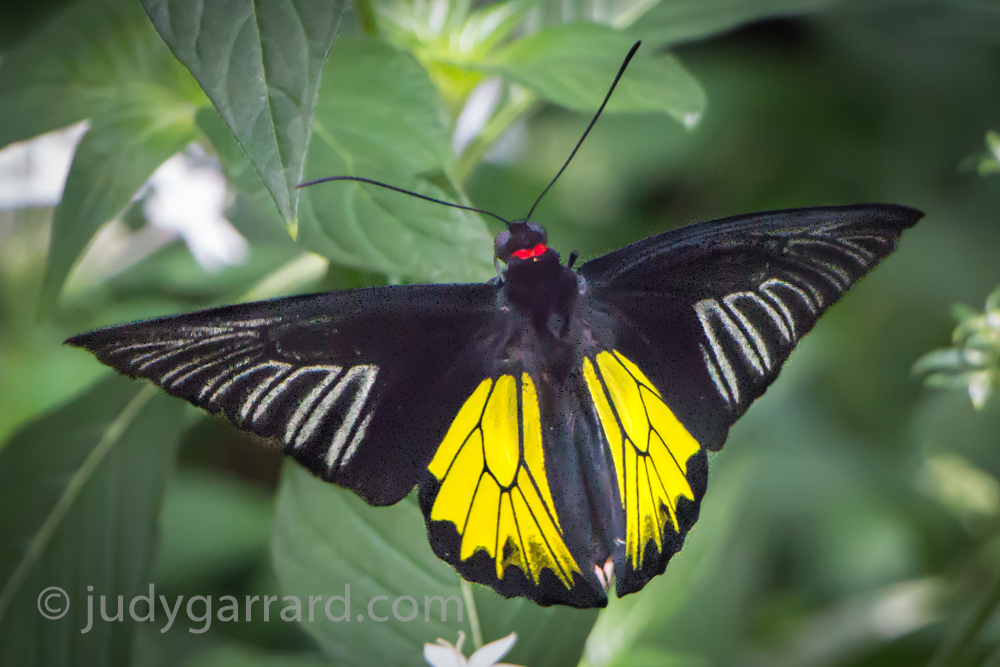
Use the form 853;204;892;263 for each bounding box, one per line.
895;203;924;224
64;331;93;349
65;320;140;352
64;326;123;357
870;203;924;228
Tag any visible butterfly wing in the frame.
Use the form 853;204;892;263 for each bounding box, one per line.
66;283;500;505
70;279;615;606
412;304;712;608
66;203;922;608
580;203;922;448
574;203;921;595
417;370;611;608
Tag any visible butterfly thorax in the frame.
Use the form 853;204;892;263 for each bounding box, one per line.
494;250;609;422
484;236;602;436
503;249;572;313
495;220;582;339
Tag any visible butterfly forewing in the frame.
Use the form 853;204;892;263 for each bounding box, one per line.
67;284;499;505
581;204;922;448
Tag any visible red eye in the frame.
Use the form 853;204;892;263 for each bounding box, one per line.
531;244;547;256
512;249;532;260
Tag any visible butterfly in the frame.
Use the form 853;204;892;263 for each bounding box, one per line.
65;41;922;608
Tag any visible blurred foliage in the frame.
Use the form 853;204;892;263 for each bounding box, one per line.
916;285;1000;410
968;131;1000;177
1;0;999;666
0;379;186;665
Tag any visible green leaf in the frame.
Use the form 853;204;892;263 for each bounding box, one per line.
0;0;201;150
142;0;349;229
196;109;274;201
194;107;300;248
271;464;469;666
980;130;1000;175
179;642;334;667
271;463;595;667
977;157;1000;175
913;348;972;375
626;0;835;49
211;37;495;283
299;37;493;281
0;342;110;450
986;130;1000;157
151;469;273;589
38;87;199;314
312;39;452;175
134;631;334;667
481;22;706;127
0;377;186;667
580;454;756;667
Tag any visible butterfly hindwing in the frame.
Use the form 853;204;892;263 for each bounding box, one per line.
581;350;708;595
418;372;605;608
417;350;708;606
67;283;499;505
581;204;923;449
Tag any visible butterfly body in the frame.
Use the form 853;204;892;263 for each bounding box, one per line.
490;228;667;594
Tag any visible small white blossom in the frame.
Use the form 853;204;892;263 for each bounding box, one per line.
424;631;522;667
0;123;88;209
142;149;248;271
968;371;992;410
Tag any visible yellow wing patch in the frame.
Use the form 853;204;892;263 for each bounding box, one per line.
428;374;580;588
583;351;701;569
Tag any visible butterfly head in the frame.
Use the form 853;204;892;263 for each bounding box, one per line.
494;221;554;266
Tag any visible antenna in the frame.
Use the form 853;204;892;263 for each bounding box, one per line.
297;175;512;226
524;40;641;221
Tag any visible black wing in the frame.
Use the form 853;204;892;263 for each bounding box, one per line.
67;283;499;505
579;204;922;451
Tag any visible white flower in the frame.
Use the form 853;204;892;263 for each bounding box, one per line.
0;122;88;210
424;631;523;667
142;149;248;271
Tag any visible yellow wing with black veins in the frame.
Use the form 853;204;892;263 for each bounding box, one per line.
422;373;588;603
583;351;702;572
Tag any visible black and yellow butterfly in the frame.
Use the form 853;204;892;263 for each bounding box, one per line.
65;42;922;608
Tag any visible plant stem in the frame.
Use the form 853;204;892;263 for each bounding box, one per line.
0;384;158;625
927;571;1000;667
240;252;329;302
460;578;484;650
353;0;379;37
